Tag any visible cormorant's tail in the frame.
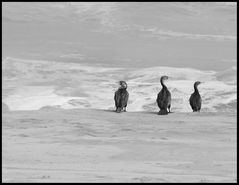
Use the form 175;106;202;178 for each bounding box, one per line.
158;109;168;115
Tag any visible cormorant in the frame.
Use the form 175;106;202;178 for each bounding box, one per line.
189;81;202;112
156;76;171;115
114;81;129;113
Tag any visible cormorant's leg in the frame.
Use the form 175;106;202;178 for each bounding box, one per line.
168;104;171;113
116;107;121;113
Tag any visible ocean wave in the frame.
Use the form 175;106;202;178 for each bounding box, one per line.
60;53;86;59
139;27;237;41
2;57;237;112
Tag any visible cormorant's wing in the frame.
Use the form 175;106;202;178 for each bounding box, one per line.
197;95;202;109
189;94;194;107
122;91;129;107
114;90;120;107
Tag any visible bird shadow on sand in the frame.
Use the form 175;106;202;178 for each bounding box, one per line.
99;109;175;115
101;109;117;113
147;111;175;115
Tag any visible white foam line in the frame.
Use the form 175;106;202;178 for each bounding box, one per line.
139;26;237;41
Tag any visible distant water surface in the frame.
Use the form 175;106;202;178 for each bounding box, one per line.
2;2;237;70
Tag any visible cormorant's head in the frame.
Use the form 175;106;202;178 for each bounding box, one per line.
194;81;202;86
119;81;127;89
161;76;169;81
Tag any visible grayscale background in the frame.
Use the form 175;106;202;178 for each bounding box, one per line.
2;2;237;182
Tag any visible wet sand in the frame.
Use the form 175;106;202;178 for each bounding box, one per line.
2;108;237;182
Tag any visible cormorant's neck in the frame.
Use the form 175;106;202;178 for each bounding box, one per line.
194;84;199;93
160;79;167;89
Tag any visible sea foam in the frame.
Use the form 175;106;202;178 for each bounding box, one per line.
2;57;237;112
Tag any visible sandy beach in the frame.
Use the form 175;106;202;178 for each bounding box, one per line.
2;108;237;182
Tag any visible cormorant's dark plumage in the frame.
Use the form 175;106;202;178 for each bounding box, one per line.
114;81;129;113
156;76;171;115
189;81;202;112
